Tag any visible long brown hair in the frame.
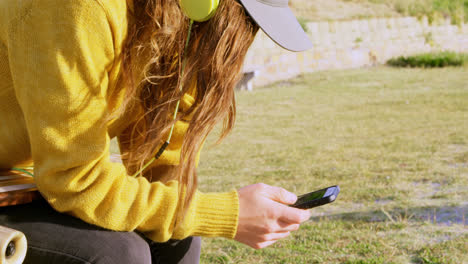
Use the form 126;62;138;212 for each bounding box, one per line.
118;0;259;223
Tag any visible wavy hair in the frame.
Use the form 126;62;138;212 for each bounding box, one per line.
118;0;259;224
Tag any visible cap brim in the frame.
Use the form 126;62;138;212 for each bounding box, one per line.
238;0;313;52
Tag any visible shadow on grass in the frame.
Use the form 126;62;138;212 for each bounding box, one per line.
310;205;467;225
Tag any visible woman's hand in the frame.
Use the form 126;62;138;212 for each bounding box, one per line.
234;183;311;249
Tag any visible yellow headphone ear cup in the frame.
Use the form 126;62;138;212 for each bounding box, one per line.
180;0;219;22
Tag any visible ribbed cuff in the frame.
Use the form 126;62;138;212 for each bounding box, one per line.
191;189;239;239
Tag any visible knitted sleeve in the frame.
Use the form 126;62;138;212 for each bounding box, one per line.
6;0;238;242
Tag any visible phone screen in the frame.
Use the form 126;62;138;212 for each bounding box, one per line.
296;189;327;204
292;185;339;209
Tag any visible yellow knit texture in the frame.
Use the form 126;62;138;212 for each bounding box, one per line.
0;0;238;241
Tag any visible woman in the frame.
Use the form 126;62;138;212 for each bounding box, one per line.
0;0;312;263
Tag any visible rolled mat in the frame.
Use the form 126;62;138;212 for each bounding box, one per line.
0;226;27;264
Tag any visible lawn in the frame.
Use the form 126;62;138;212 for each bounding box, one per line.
291;0;468;24
196;67;468;263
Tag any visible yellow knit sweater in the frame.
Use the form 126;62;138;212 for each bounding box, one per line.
0;0;238;242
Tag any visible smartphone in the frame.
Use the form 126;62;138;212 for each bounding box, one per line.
291;185;340;209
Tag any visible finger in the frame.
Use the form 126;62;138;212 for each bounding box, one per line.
262;231;291;241
262;185;297;205
277;222;300;232
278;207;311;224
254;240;278;249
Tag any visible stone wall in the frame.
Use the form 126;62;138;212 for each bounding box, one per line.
243;17;468;88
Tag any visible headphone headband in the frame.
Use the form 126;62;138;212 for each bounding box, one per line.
180;0;220;22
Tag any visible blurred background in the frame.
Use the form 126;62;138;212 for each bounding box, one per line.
199;0;468;263
108;1;468;263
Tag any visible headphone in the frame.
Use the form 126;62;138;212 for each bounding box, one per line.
180;0;220;22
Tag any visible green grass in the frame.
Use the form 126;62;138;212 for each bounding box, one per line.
349;0;468;23
290;0;468;23
415;234;468;264
387;52;468;68
196;67;468;263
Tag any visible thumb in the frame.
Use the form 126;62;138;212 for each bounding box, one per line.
263;186;297;205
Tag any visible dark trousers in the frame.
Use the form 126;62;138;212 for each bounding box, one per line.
0;200;201;264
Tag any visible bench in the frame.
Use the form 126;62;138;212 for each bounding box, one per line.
236;70;259;91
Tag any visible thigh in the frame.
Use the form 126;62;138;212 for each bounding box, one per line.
148;236;201;264
0;200;151;264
